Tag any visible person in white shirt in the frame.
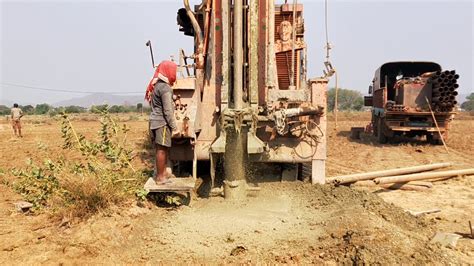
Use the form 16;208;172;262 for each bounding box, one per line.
11;103;23;138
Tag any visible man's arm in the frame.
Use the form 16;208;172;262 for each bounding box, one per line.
19;109;23;118
161;89;177;131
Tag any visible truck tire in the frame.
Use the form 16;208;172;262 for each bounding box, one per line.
427;134;443;145
372;113;378;136
377;117;388;144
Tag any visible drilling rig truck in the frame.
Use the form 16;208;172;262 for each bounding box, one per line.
145;0;329;199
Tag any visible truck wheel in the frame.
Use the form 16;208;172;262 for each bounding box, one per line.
377;118;388;144
372;114;378;136
427;134;443;145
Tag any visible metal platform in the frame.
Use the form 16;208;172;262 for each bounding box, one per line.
144;177;196;193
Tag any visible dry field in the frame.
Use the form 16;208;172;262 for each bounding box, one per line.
0;112;473;264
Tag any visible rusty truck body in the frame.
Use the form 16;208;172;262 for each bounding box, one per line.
365;61;457;144
162;0;327;192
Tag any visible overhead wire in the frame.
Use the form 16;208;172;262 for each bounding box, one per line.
1;82;143;95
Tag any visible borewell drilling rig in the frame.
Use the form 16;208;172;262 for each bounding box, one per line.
153;0;328;199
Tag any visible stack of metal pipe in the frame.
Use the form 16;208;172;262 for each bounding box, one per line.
428;70;459;112
386;101;407;112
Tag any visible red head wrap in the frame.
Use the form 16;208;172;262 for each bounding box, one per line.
145;60;177;102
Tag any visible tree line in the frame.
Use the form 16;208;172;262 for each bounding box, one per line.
0;103;148;116
461;93;474;111
2;92;471;116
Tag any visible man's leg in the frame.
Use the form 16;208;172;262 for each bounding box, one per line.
155;144;169;182
12;121;18;137
17;122;22;137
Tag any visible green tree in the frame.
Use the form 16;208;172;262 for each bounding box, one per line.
90;104;108;114
0;105;10;115
21;105;35;114
35;104;51;115
109;105;124;113
64;105;86;114
327;88;364;111
461;93;474;111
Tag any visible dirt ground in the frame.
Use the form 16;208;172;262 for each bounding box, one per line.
0;113;473;264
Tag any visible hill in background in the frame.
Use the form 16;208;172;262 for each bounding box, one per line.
53;93;145;107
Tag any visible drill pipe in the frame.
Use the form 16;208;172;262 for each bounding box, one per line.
375;168;474;185
327;163;453;184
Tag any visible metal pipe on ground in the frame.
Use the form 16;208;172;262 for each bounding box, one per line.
326;162;453;184
374;169;474;185
382;183;430;191
354;180;433;188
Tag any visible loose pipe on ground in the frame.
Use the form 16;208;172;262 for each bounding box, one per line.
375;169;474;185
327;162;452;184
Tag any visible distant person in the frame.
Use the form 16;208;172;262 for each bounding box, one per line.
11;103;23;137
145;60;180;185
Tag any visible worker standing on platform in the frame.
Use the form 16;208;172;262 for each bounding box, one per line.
11;103;23;138
145;60;180;185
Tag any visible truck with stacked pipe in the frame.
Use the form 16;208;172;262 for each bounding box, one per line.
364;61;458;144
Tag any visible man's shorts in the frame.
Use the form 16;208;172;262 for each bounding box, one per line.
150;126;171;147
12;120;21;129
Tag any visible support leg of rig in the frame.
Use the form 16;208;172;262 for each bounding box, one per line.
210;153;216;188
311;159;326;185
192;146;197;180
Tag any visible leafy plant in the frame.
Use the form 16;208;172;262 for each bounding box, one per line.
12;109;147;219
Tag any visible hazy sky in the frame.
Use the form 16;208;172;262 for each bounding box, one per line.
1;0;473;105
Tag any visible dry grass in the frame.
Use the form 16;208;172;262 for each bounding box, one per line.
51;174;130;222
